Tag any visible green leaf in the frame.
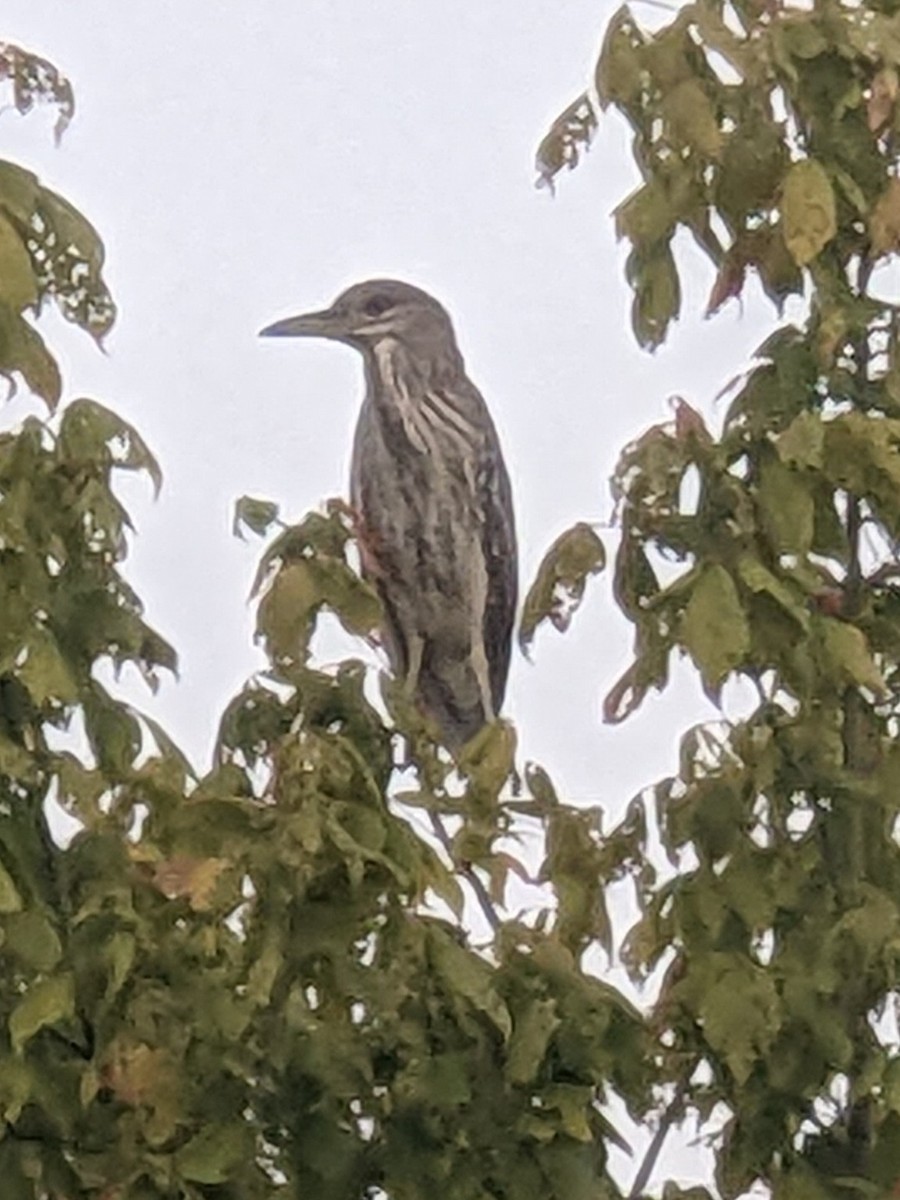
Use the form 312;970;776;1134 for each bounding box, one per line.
0;160;115;340
817;617;887;695
777;410;825;469
0;212;36;311
0;1059;32;1128
233;494;280;539
680;564;750;688
0;303;60;408
103;930;136;998
675;954;780;1085
83;684;142;776
257;561;318;664
17;629;79;706
757;456;814;556
736;554;809;629
663;79;722;158
519;522;605;653
0;734;32;779
3;910;61;971
175;1122;252;1184
616;178;676;247
59;398;162;494
9;972;74;1051
428;925;512;1038
596;7;645;109
0;861;23;914
257;557;380;666
780;159;836;267
629;241;681;349
506;998;560;1085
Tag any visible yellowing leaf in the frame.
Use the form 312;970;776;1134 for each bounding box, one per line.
176;1123;253;1185
9;973;74;1051
680;564;750;688
758;457;814;556
257;561;318;664
818;617;887;696
458;718;516;796
542;1083;595;1142
780;159;836;266
777;409;825;469
664;79;722;159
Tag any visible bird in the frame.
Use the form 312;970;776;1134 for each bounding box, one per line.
260;279;517;751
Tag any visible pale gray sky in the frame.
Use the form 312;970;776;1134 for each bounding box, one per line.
0;3;789;1189
0;0;780;798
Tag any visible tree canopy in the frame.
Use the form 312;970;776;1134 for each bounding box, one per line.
538;0;900;1193
4;1;900;1196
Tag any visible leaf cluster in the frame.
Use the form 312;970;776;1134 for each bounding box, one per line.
536;0;900;1194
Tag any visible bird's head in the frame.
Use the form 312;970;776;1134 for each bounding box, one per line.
259;279;460;360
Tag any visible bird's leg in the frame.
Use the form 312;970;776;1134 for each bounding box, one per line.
470;624;496;722
338;500;387;582
404;633;424;699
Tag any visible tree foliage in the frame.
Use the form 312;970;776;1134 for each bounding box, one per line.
538;0;900;1193
0;40;656;1200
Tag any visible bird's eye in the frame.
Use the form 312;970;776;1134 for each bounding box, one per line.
362;295;394;318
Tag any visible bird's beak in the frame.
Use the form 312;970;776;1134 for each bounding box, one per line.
258;307;345;340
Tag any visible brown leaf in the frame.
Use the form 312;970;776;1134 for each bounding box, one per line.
706;249;746;315
0;42;75;142
535;94;598;192
149;854;228;911
868;66;899;133
103;1041;172;1107
869;177;900;256
671;397;712;444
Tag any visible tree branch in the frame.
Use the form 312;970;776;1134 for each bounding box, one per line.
627;1080;687;1199
428;810;501;933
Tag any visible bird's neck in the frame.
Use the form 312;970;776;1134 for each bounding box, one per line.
367;335;462;403
364;336;477;456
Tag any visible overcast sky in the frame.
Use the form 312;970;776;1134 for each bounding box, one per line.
0;2;796;1190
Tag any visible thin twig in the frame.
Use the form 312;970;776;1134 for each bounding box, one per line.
428;810;501;932
627;1080;687;1199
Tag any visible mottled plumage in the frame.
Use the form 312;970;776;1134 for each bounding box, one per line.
260;279;517;749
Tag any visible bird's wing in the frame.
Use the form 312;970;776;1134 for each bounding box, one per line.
477;428;518;714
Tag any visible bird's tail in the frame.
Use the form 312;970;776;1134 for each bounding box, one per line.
417;646;493;751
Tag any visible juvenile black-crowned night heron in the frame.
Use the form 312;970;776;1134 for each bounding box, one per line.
260;279;517;751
